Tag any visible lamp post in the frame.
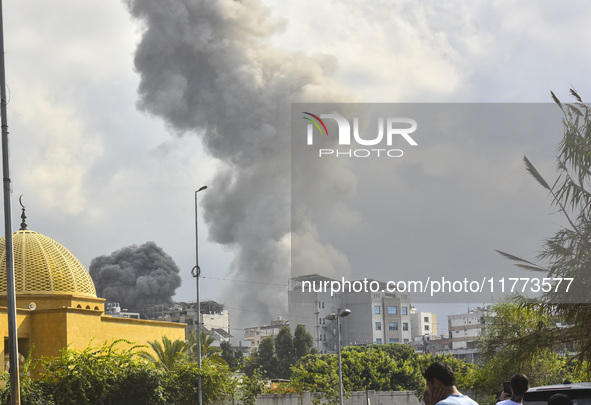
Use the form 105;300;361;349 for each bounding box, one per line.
327;309;351;405
365;341;377;405
0;2;20;403
192;185;207;405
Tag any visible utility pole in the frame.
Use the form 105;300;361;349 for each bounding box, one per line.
0;1;20;403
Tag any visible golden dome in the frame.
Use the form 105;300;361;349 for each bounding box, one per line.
0;230;96;297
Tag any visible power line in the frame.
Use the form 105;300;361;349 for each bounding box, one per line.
180;275;289;288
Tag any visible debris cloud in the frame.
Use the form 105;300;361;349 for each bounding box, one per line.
124;0;354;325
89;241;182;313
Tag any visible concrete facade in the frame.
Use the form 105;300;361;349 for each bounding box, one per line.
288;275;342;354
244;318;289;349
410;310;437;340
448;307;490;349
288;275;412;353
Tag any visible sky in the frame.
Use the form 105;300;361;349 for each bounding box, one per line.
2;0;591;335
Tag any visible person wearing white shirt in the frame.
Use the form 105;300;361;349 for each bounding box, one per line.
423;362;479;405
498;374;529;405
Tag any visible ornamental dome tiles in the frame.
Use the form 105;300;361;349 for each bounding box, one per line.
0;230;97;297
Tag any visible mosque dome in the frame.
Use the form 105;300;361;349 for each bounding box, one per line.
0;229;97;297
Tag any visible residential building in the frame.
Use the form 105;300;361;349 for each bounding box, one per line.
288;275;342;353
410;308;437;339
288;275;412;353
145;300;231;342
343;285;412;347
408;335;451;354
448;307;490;349
425;336;453;354
244;317;289;349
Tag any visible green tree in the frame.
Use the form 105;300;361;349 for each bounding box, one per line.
0;339;237;405
290;353;340;405
246;324;315;378
257;336;279;377
23;340;165;405
0;348;55;405
344;344;431;392
187;331;224;363
290;343;449;401
498;89;591;375
293;324;314;359
220;340;244;371
275;326;295;378
239;367;266;405
416;353;476;393
163;360;236;405
473;300;586;404
140;335;187;371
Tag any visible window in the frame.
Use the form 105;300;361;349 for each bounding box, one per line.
389;322;398;331
424;316;429;322
375;322;382;331
403;322;409;331
402;306;408;315
389;338;398;343
376;338;382;344
374;305;381;314
404;339;409;343
424;325;430;331
387;306;397;314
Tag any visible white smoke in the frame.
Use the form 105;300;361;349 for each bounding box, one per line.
124;0;355;325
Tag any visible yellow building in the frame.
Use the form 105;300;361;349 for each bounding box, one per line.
0;224;186;370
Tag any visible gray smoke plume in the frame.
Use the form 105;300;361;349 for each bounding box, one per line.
124;0;354;326
89;241;182;313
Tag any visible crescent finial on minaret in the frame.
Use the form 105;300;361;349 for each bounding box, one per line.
19;195;27;230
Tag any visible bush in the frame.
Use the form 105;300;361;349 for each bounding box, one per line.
0;339;237;404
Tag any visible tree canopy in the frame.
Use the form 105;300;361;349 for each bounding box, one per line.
245;324;315;378
498;89;591;373
1;339;235;405
290;343;476;405
473;300;587;404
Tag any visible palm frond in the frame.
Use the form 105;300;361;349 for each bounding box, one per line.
524;156;551;190
496;250;547;272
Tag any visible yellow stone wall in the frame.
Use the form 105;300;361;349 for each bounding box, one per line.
0;294;186;373
15;293;105;312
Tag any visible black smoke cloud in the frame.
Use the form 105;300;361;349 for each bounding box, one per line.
89;242;182;313
124;0;355;326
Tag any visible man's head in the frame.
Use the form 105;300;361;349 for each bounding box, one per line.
510;373;529;396
548;393;573;405
423;362;456;390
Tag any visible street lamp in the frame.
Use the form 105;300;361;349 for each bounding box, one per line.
327;309;351;405
191;185;207;405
